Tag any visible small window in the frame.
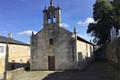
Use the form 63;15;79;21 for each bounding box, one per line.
0;46;4;53
49;39;53;45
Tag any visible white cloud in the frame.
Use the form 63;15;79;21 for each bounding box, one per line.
18;30;37;36
77;17;95;27
60;23;70;28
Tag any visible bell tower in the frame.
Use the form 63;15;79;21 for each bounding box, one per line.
43;0;61;26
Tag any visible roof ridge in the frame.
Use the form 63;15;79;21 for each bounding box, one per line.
0;35;30;46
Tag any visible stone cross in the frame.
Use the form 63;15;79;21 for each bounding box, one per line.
110;27;117;40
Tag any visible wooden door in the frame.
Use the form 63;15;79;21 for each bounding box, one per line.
48;56;55;70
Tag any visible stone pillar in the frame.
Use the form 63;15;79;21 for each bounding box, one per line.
72;27;77;62
56;6;61;26
43;7;48;25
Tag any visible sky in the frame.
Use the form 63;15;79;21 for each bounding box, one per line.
0;0;96;44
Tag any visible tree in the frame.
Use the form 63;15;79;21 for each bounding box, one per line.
87;0;113;45
111;0;120;30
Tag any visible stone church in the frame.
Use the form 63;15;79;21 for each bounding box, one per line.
30;0;94;71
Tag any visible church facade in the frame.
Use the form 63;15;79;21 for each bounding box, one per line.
30;0;94;71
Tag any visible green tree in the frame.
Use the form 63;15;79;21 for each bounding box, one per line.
87;0;113;45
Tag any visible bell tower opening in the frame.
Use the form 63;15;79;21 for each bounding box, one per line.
43;0;61;26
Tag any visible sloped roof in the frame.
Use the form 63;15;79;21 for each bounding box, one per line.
77;36;94;46
35;25;94;46
0;35;30;46
59;27;94;46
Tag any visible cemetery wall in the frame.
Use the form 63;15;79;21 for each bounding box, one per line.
106;37;120;80
95;37;120;80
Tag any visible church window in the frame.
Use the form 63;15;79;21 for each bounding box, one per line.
49;39;53;45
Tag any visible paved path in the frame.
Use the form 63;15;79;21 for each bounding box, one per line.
8;61;117;80
42;61;115;80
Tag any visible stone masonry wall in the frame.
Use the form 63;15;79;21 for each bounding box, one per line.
106;38;120;65
106;38;120;80
95;37;120;80
30;24;76;70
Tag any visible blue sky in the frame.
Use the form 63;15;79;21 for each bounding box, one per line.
0;0;96;43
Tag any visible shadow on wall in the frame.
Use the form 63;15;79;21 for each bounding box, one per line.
7;61;30;71
94;44;108;61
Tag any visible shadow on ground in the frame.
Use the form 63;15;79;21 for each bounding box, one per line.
42;62;115;80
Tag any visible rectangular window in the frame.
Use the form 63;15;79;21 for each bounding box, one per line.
0;46;4;53
49;39;53;45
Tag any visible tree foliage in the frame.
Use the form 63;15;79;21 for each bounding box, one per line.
112;0;120;29
87;0;120;45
